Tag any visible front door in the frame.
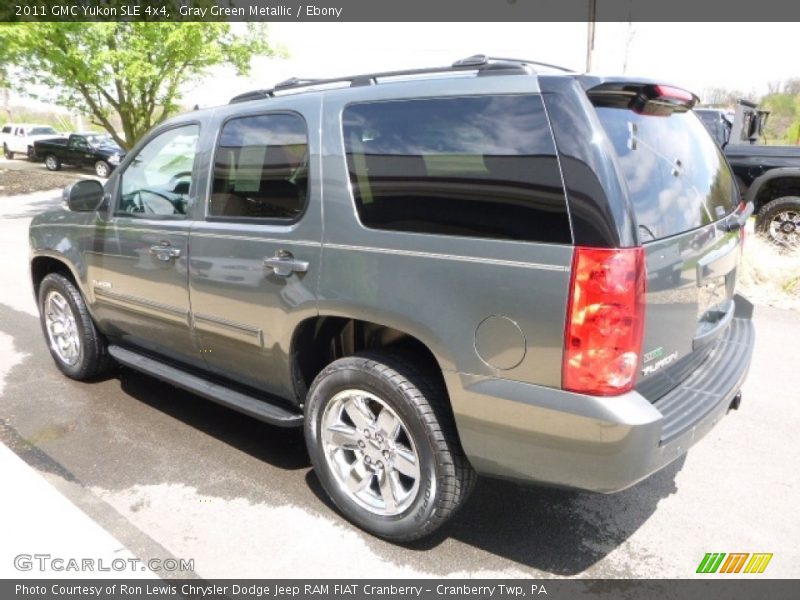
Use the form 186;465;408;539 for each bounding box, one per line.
68;135;94;168
188;107;322;401
87;123;202;366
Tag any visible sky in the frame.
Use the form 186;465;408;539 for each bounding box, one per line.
9;22;798;111
182;22;799;108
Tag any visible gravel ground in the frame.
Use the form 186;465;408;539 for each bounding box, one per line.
0;157;94;195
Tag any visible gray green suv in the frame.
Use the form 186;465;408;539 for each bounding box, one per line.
29;56;755;541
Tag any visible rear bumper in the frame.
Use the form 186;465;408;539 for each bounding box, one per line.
448;306;755;492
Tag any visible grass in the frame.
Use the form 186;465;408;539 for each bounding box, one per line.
738;231;800;311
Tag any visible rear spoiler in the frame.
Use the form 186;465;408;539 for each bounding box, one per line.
584;80;699;116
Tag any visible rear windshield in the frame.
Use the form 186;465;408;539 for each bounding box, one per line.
595;107;737;242
29;127;57;136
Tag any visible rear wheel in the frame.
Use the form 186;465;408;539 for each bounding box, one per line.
305;350;475;541
757;196;800;249
3;144;13;160
38;273;114;380
27;145;35;160
44;154;61;171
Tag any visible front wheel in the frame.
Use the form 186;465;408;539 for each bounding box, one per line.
94;160;111;178
38;273;114;380
3;144;13;160
305;351;475;542
44;154;61;171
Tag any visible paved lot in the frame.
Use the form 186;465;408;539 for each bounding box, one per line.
0;191;798;579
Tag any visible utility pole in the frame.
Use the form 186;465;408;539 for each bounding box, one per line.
586;0;597;73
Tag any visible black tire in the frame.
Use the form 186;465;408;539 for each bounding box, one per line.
3;144;13;160
305;350;476;542
27;145;35;160
44;154;61;171
756;196;800;248
38;273;114;380
94;160;111;178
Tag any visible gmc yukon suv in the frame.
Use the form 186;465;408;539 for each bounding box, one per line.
29;56;755;542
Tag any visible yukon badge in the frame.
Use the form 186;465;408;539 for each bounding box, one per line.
642;346;679;376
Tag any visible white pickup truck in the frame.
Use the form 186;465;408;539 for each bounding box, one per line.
1;123;65;159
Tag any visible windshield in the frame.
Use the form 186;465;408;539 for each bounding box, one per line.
30;127;57;136
595;107;738;242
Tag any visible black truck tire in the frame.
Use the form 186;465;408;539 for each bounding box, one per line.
305;350;476;542
44;154;62;171
94;160;111;178
757;196;800;248
3;144;13;160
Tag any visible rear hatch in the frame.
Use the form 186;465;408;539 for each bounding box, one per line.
588;82;748;401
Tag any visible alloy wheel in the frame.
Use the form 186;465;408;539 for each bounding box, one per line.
320;389;421;516
44;290;81;366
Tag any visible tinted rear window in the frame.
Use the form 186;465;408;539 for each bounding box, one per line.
342;95;571;244
595;107;737;242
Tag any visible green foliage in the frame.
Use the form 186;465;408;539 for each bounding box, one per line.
760;93;800;145
0;22;282;149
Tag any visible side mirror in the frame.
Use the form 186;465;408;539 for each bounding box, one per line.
64;179;105;212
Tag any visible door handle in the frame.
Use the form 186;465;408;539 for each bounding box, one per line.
149;242;181;262
263;250;309;277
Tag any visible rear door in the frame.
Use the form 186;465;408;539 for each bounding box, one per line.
591;88;744;399
187;98;322;401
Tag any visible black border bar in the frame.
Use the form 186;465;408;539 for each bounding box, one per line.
4;0;800;22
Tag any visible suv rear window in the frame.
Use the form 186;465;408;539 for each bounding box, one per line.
342;95;571;244
595;107;737;242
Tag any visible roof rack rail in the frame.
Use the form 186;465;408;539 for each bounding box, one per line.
454;54;576;73
228;55;575;104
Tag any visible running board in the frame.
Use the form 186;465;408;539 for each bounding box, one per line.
107;345;304;428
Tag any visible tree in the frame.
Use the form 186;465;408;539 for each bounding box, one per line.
0;22;283;149
701;87;746;108
761;93;800;145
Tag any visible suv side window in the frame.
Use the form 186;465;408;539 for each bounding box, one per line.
208;113;308;220
1;126;11;134
117;124;199;218
342;94;571;244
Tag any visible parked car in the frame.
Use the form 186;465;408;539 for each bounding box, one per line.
696;102;800;248
33;132;124;178
0;123;64;159
29;56;755;542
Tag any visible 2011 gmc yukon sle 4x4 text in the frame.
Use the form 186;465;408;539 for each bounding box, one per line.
29;56;755;542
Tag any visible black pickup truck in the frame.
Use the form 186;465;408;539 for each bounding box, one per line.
696;104;800;248
33;132;124;178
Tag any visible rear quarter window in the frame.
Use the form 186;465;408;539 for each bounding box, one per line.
342;94;571;244
595;107;737;242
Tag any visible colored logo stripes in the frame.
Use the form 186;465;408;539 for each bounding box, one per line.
697;553;773;574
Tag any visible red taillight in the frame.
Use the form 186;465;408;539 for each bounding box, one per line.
563;247;646;396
